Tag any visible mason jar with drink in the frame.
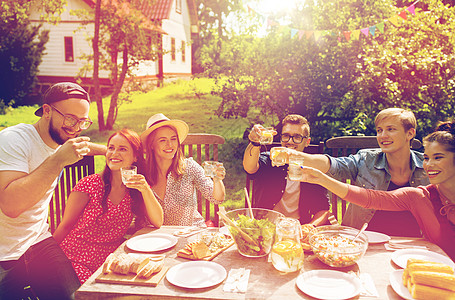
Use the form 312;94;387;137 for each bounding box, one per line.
271;217;304;272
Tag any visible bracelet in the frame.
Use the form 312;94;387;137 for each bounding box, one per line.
250;141;261;147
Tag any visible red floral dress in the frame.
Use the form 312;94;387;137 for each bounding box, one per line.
59;174;134;284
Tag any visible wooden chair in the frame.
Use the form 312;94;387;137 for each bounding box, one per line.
244;142;325;208
181;133;226;226
48;155;95;233
325;135;422;221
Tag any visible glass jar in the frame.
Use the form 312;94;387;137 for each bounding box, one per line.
270;217;304;272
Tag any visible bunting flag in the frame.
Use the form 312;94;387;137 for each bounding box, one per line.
376;22;385;33
246;0;420;42
291;28;299;38
399;10;408;20
369;26;376;36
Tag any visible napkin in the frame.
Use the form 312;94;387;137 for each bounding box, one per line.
173;226;207;238
223;268;251;293
348;272;379;298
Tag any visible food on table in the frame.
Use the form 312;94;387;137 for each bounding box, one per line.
177;231;233;260
308;226;368;267
270;240;304;272
300;223;316;250
402;259;455;299
102;253;165;279
228;214;276;257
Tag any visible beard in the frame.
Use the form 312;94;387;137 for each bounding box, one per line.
48;118;78;145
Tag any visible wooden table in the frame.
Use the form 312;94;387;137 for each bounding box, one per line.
75;226;450;299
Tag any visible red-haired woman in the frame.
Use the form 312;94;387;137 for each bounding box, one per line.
53;129;163;283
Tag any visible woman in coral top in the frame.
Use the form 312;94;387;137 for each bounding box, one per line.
53;129;163;283
298;121;455;261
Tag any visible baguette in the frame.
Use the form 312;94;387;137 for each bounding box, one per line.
410;283;455;300
129;255;150;275
137;260;164;279
411;271;455;292
102;253;116;274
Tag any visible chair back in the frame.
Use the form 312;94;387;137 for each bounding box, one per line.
182;133;225;226
324;135;422;221
244;142;325;209
49;155;95;233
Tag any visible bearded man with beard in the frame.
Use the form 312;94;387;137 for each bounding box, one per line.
243;114;330;226
0;82;106;300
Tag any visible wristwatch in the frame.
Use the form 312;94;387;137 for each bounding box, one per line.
250;141;260;147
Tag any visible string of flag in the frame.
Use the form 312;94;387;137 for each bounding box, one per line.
247;0;420;42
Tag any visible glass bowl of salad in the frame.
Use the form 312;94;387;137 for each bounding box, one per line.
308;225;368;267
223;208;284;258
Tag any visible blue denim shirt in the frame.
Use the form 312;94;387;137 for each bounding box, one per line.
328;149;430;233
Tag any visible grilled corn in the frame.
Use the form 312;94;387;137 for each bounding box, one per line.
410;283;455;300
411;271;455;292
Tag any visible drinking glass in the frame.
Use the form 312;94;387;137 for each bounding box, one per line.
271;217;304;272
288;154;305;181
202;161;223;178
121;165;137;185
259;127;275;145
270;147;289;167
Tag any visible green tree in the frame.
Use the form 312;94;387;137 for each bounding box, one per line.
74;0;161;130
193;0;243;75
0;0;66;112
212;0;455;141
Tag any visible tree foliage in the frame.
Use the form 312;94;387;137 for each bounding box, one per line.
73;0;160;130
0;0;66;113
210;0;455;141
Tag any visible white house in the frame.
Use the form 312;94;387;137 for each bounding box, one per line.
29;0;198;94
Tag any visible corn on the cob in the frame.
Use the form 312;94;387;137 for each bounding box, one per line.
411;271;455;292
407;262;454;275
402;268;409;286
410;283;455;300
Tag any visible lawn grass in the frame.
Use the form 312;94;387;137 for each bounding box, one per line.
0;78;252;210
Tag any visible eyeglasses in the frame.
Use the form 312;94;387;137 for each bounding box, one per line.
50;105;92;130
281;133;308;144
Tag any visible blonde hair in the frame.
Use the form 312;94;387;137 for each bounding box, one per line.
374;108;416;132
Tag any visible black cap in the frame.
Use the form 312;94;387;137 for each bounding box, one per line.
35;82;90;116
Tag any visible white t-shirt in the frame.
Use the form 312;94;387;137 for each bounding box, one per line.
273;179;300;220
0;123;58;261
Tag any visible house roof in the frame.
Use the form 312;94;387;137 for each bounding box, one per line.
143;0;198;26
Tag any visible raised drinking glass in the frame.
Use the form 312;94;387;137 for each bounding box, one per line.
121;165;137;185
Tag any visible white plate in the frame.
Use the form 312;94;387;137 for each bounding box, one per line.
166;261;227;289
391;248;455;269
389;270;413;300
364;231;391;244
126;233;178;252
296;270;361;300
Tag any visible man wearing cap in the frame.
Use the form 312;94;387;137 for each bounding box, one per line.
0;82;106;299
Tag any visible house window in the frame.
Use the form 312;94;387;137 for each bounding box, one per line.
176;0;182;14
64;37;74;62
181;41;186;62
171;38;176;61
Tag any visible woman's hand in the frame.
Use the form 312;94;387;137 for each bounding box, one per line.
124;174;150;193
291;166;326;184
214;163;226;181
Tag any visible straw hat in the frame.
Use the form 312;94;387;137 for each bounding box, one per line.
140;113;189;146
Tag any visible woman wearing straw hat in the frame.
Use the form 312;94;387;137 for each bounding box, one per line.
141;113;226;226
